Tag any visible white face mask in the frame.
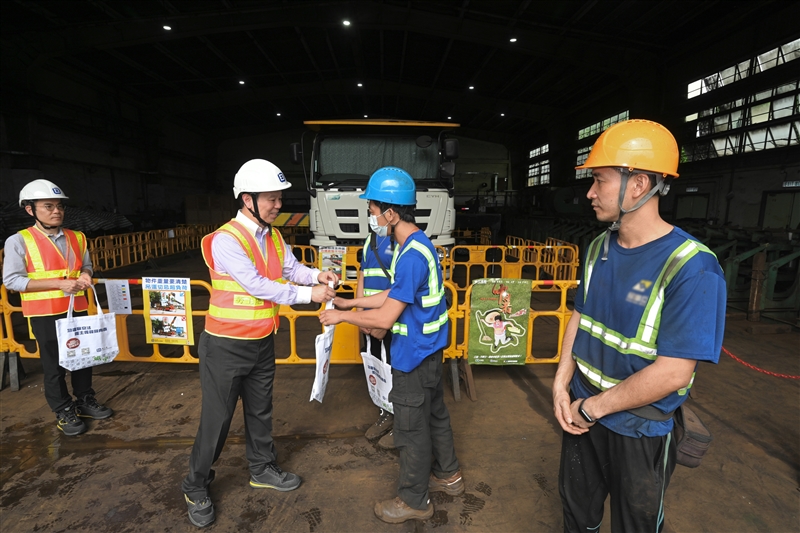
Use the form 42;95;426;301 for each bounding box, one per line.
368;210;390;237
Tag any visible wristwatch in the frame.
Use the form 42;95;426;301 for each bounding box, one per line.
578;399;594;423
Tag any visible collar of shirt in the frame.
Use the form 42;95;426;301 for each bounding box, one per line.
43;227;65;241
235;210;268;251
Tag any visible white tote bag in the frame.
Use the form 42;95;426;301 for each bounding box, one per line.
310;285;335;403
361;337;393;414
56;291;119;372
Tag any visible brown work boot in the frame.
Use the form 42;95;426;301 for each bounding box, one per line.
429;470;465;496
374;497;434;523
365;410;393;440
377;429;395;450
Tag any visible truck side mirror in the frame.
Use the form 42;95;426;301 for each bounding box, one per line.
290;142;302;164
441;161;455;178
443;138;458;160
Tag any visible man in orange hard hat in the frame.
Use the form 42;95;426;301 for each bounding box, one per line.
551;120;727;532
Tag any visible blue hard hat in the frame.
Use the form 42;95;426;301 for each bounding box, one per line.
359;167;416;206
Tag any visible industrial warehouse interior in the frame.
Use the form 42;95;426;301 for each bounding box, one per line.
1;1;798;532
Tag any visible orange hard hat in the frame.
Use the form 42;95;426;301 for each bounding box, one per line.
576;119;680;178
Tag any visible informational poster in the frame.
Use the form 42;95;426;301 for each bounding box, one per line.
468;278;531;365
142;277;194;345
319;246;347;279
105;279;132;315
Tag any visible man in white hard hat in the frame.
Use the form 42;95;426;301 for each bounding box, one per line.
181;159;337;528
3;179;114;437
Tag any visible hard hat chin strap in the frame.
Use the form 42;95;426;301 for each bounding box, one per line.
245;192;272;235
27;203;60;232
601;169;672;261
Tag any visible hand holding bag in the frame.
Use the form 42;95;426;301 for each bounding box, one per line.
56;290;120;372
361;337;393;414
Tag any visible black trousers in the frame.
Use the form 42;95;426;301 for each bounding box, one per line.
559;421;677;533
30;312;94;413
389;350;459;510
182;332;278;500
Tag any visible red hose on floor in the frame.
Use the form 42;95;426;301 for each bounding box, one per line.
722;346;800;379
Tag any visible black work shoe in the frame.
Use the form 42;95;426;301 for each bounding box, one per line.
365;410;394;440
249;462;301;491
429;470;465;496
374;497;434;523
56;405;87;436
377;429;396;450
76;395;113;420
185;494;215;528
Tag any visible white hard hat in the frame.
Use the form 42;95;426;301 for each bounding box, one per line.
19;179;69;207
232;159;291;198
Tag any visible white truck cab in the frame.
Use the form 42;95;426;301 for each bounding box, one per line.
290;120;459;248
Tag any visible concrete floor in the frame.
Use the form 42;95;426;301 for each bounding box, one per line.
1;254;798;533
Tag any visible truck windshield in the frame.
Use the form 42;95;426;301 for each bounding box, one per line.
316;136;440;187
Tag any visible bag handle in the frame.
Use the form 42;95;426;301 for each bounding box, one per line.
322;281;334;333
364;335;388;365
66;286;103;321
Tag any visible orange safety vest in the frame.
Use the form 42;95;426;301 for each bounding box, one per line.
201;219;286;340
18;226;89;317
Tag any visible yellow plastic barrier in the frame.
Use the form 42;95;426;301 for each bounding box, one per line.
2;278;574;366
448;244;579;293
453;227;491;245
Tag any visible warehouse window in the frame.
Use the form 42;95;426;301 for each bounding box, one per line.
527;161;550;186
578;110;629;140
529;144;549;159
687;38;800;99
682;79;799;161
527;144;549;186
575;146;592;179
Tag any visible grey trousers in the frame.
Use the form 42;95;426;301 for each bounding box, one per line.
181;331;277;500
389;350;460;509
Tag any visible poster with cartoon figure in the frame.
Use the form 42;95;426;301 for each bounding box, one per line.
468;278;531;365
142;277;194;345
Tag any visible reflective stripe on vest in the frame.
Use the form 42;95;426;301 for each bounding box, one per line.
202;220;286;340
18;227;88;317
362;234;395;297
576;235;711;396
388;238;447;336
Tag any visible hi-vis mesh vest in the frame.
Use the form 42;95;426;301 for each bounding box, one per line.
18;226;88;317
388;239;448;336
361;234;396;296
575;233;718;397
201;220;286;340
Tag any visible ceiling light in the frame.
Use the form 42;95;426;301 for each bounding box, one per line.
509;37;517;43
163;25;172;31
276;113;281;116
447;116;452;120
357;83;363;87
468;86;474;90
500;113;505;117
238;80;245;85
343;20;351;26
364;114;368;118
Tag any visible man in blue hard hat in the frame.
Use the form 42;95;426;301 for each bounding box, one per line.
320;167;462;523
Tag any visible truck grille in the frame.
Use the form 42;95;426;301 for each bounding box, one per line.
339;223;360;233
335;209;359;217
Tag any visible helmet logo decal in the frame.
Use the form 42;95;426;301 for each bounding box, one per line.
52;187;62;194
277;172;286;183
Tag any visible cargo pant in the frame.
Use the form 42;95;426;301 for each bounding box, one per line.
388;350;459;510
